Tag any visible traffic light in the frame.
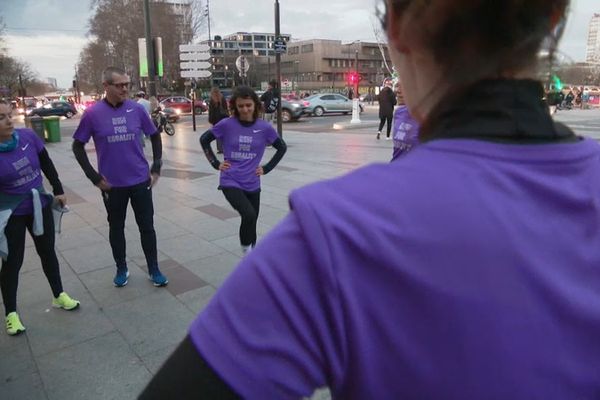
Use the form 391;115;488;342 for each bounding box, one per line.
347;72;358;85
552;74;563;91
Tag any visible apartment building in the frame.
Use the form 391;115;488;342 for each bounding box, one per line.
586;13;600;63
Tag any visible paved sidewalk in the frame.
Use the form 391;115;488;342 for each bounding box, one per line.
1;119;392;400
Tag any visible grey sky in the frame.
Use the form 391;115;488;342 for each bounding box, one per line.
1;0;597;88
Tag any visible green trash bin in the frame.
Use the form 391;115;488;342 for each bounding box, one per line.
43;116;61;143
28;116;46;141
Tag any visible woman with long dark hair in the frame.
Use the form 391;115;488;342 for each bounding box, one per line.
143;1;600;398
208;87;229;154
199;86;286;254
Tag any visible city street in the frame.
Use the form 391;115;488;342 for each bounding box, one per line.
2;107;600;400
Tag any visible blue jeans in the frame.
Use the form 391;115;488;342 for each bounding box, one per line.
102;179;157;270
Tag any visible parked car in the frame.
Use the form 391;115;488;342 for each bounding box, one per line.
30;101;77;118
161;107;180;123
359;93;377;102
280;99;306;122
302;93;363;116
159;96;207;114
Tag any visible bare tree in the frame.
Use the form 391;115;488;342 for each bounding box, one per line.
184;0;208;42
369;16;393;77
78;0;199;93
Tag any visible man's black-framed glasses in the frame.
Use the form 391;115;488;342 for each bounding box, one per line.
109;82;131;89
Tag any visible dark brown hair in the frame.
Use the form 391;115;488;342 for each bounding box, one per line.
210;87;223;105
230;86;261;120
379;0;570;135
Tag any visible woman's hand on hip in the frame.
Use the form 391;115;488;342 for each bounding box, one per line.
219;161;231;171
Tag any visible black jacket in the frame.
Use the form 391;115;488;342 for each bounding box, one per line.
378;86;396;118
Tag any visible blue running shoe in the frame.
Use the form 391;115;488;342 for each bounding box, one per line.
113;268;129;287
148;269;168;287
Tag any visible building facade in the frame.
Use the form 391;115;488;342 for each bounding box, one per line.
204;32;292;88
586;13;600;63
279;39;392;94
204;35;392;93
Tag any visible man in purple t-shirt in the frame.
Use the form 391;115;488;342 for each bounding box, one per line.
72;67;167;288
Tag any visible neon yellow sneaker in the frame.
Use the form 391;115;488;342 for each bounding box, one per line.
6;312;26;336
52;292;80;311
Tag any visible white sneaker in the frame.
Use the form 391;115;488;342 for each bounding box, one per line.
241;245;252;254
386;137;391;140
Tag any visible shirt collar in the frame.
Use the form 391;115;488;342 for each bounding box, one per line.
424;79;578;144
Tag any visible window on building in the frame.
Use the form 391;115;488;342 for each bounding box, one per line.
243;35;252;41
301;44;314;53
255;43;266;48
289;47;299;55
254;35;266;41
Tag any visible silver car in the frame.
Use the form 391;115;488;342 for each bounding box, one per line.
303;93;362;116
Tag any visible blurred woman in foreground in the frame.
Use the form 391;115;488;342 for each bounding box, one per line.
142;1;600;398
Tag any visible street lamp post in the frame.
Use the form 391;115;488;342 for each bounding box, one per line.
143;0;157;97
350;47;361;124
294;60;299;94
274;0;283;136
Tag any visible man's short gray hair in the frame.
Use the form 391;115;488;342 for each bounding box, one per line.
102;67;127;84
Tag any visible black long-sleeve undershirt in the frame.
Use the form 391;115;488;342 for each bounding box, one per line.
138;335;240;399
72;133;163;185
38;148;64;195
199;129;287;173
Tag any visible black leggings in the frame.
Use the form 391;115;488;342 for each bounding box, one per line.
378;116;393;137
102;180;157;269
1;204;63;315
221;187;260;247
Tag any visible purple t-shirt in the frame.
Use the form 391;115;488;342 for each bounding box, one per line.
189;138;600;399
212;117;279;191
73;99;157;187
392;105;420;160
0;128;50;215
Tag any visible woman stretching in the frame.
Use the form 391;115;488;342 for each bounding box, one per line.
200;86;287;253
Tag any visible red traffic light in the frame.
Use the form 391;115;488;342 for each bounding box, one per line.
347;72;358;84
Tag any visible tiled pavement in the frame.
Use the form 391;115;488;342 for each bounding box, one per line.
2;109;598;400
1;117;391;400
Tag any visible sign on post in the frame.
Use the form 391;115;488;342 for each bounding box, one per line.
179;44;210;53
274;37;287;54
181;70;212;78
179;42;212;79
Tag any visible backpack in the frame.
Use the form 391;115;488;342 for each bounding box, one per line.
266;96;279;113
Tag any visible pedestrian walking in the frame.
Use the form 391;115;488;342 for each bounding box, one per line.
136;91;152;116
0;101;79;336
142;1;600;399
199;86;287;254
72;67;168;288
208;87;229;154
259;80;279;123
377;78;396;139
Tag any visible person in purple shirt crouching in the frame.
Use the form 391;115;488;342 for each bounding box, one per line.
199;86;287;254
141;1;600;399
0;101;79;336
72;67;167;288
